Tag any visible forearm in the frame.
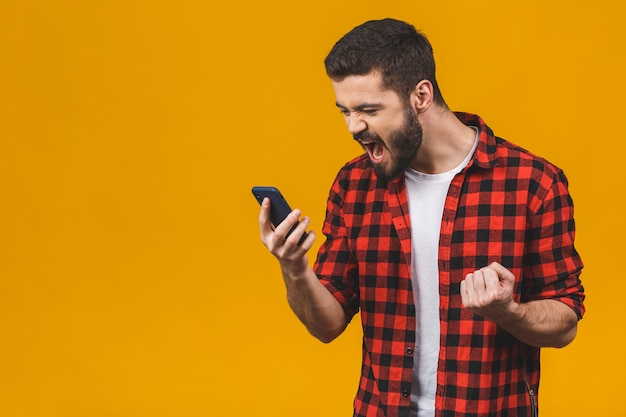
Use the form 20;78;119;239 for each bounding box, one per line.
257;199;348;343
496;299;578;348
461;263;580;348
282;266;348;343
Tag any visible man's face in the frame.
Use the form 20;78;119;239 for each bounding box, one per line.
332;72;422;181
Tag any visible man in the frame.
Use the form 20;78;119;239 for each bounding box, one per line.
258;18;584;417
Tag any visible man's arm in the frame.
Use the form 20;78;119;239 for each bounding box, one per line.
460;262;578;348
259;197;348;343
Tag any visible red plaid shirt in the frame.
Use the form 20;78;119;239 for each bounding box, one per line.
313;113;585;417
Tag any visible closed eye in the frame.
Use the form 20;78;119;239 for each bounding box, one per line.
335;103;383;117
337;108;379;117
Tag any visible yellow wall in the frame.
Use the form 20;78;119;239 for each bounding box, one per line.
1;0;624;416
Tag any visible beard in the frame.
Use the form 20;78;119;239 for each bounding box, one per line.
354;105;423;182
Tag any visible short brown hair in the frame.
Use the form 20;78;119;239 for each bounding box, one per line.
324;18;446;106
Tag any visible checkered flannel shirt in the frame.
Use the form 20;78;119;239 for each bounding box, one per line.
313;113;585;417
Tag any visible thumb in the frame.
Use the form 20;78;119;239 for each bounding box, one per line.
488;262;516;285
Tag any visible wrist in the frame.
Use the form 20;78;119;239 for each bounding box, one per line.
280;260;311;283
494;300;525;328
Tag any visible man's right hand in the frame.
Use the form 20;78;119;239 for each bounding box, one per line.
258;197;347;343
258;197;315;277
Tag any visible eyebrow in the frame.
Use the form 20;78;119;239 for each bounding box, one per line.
335;102;384;111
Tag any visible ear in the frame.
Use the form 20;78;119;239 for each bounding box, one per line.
410;80;434;113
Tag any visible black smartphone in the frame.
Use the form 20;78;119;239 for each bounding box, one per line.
251;186;308;245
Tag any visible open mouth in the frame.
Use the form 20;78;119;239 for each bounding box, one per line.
360;140;385;164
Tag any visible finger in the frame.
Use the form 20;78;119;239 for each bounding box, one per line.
461;273;476;306
471;269;487;292
461;273;472;295
460;278;469;306
258;197;274;237
488;262;516;285
298;229;316;251
481;267;501;299
284;215;311;246
273;209;302;241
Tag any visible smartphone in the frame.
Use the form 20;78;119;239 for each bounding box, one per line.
251;186;308;245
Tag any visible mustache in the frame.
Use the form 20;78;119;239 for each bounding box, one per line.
353;130;381;142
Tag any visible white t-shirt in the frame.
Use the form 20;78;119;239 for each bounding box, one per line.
404;129;478;417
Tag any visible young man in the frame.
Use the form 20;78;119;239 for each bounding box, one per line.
258;18;584;417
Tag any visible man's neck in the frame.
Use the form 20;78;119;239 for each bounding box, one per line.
411;109;477;174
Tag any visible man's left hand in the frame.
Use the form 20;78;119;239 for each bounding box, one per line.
460;262;518;324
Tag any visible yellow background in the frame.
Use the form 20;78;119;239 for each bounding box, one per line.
1;0;624;416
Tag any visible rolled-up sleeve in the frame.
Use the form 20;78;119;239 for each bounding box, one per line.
523;167;585;319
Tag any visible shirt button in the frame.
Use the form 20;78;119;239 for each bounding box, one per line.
406;347;413;355
402;389;410;397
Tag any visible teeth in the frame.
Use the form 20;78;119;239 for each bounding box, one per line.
372;143;382;158
359;140;384;162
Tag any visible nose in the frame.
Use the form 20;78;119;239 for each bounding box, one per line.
346;114;367;135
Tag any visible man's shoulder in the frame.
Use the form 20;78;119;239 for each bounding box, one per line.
342;153;371;170
493;136;564;178
334;153;375;183
328;153;390;199
458;112;565;179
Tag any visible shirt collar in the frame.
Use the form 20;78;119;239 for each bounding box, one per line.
454;112;499;170
390;112;499;190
